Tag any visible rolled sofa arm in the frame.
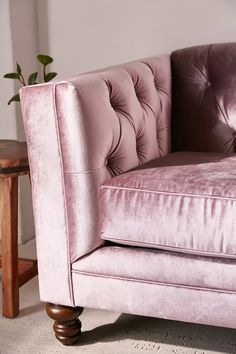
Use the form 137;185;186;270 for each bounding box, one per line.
20;56;171;305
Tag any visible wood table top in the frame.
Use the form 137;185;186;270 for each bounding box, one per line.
0;140;29;176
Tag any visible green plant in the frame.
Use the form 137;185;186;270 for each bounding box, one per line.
3;54;57;105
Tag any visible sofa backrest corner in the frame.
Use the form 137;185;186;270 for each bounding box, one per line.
171;42;236;153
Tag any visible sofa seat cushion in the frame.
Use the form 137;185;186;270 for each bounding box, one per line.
72;246;236;294
100;152;236;258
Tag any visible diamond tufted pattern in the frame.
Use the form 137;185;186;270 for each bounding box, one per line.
67;56;171;176
172;43;236;153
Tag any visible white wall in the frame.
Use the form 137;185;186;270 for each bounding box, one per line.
37;0;236;78
9;0;39;140
0;0;17;139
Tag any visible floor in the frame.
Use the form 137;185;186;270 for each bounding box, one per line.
0;241;236;354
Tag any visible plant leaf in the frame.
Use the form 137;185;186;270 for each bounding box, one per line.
7;93;20;105
44;72;57;82
16;63;22;75
28;72;38;85
37;54;53;66
4;72;20;80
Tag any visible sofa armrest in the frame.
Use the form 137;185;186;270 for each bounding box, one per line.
20;55;171;305
20;83;77;305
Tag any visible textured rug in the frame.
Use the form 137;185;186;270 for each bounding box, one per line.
0;242;236;353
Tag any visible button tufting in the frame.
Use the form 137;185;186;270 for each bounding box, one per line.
205;81;211;87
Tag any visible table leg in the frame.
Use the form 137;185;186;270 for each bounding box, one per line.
0;177;19;317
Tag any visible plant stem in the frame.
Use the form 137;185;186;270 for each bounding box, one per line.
19;73;26;86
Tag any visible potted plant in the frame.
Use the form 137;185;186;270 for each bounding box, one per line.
4;54;57;105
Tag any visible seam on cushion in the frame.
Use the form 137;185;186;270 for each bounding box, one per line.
53;82;75;306
100;184;236;201
101;236;236;259
72;270;236;295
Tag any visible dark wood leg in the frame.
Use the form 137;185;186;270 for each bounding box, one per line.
46;303;83;345
1;177;19;318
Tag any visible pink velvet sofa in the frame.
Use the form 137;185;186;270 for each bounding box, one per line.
20;42;236;345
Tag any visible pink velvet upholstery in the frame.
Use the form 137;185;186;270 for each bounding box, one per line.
73;246;236;293
20;55;171;305
100;151;236;258
72;272;236;329
72;246;236;330
20;43;236;334
172;43;236;153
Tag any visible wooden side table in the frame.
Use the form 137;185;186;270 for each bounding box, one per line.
0;140;37;318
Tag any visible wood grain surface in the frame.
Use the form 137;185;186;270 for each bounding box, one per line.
0;140;28;175
0;139;36;317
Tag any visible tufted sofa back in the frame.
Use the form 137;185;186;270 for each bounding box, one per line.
68;55;171;176
171;43;236;153
20;55;171;263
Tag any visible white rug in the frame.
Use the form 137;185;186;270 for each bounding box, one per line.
0;242;236;353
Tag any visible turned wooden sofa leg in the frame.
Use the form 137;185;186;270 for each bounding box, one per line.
46;303;84;345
